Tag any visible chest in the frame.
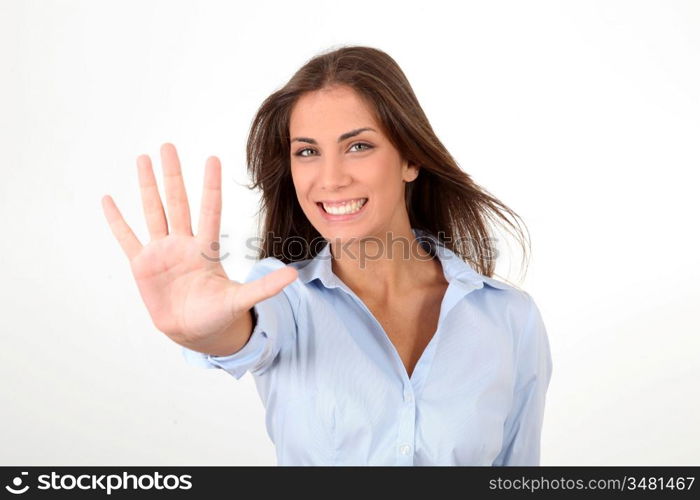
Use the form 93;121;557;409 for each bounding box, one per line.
360;283;448;378
270;290;514;465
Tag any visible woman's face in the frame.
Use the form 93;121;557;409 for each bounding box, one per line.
289;85;419;244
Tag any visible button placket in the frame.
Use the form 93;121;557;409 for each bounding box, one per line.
395;393;416;465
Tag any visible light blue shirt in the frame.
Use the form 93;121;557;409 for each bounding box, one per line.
182;228;553;466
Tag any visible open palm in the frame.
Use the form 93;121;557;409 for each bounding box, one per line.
101;143;297;348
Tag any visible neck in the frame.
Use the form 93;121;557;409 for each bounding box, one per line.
329;227;443;300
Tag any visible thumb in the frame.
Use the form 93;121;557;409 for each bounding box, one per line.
229;266;299;315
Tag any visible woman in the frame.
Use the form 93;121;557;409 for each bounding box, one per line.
101;45;553;466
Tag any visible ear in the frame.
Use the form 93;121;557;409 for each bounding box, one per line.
403;160;420;183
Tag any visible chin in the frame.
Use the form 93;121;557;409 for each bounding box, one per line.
314;224;363;241
320;227;363;240
308;202;374;243
331;228;386;248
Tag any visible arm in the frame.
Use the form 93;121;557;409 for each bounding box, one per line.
492;294;554;466
181;257;298;380
181;307;255;357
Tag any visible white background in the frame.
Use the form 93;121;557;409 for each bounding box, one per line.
1;0;698;465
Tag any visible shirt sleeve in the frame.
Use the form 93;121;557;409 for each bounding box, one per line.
492;294;553;466
180;257;298;380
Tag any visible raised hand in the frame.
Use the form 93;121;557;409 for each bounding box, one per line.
101;143;298;353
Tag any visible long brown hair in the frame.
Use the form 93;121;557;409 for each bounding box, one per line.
245;44;530;282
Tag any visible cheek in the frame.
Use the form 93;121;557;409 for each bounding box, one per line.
291;167;312;198
363;164;404;200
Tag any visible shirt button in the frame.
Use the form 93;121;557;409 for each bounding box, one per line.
399;444;412;455
404;391;413;403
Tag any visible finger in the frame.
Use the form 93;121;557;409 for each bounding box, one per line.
196;156;222;252
230;266;299;314
101;194;143;261
137;154;168;240
160;143;193;236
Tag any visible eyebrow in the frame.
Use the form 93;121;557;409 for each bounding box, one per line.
291;127;376;145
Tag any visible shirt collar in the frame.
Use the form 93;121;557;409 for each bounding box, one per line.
295;227;491;293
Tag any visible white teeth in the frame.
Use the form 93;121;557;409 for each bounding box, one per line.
322;198;367;215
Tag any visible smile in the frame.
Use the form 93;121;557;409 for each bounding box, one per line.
316;197;369;221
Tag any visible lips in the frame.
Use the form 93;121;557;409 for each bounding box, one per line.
318;198;368;215
316;197;368;207
316;197;369;220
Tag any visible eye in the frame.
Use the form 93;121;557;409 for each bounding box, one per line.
293;142;374;157
349;142;373;153
295;147;316;157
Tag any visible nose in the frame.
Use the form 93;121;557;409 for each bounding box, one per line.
318;154;352;192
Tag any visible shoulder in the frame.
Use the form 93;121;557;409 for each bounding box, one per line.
477;275;550;369
469;273;541;341
477;273;534;310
